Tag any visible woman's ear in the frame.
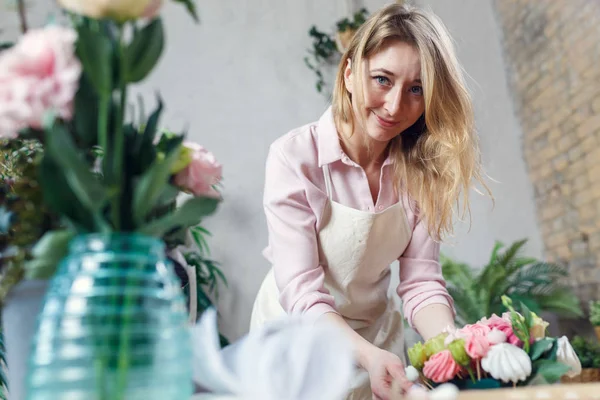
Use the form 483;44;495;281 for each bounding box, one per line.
343;58;353;94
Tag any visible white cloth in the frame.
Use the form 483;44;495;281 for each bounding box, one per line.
251;164;412;399
191;308;355;400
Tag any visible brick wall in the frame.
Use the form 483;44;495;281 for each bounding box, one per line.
492;0;600;306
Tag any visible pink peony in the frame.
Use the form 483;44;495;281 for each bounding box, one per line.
465;334;490;359
422;350;461;383
0;26;81;138
458;323;490;338
480;314;522;347
174;142;222;198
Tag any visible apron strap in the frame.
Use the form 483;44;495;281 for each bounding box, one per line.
322;164;333;199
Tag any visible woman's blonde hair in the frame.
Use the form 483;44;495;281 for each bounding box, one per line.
332;2;491;242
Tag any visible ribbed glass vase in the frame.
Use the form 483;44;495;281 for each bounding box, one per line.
25;234;192;400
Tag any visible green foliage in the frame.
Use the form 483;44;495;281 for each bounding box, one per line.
0;139;63;290
442;239;583;326
589;301;600;326
304;8;369;93
571;335;600;368
335;8;369;32
182;225;229;346
171;0;199;22
502;295;571;385
501;295;532;353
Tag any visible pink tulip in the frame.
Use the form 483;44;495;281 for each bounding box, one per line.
174;142;222;198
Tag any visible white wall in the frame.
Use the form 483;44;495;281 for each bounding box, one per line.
1;0;543;342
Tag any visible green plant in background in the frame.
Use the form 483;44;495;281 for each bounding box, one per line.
441;239;583;326
183;225;229;347
304;8;369;94
0;140;62;300
571;335;600;369
589;301;600;327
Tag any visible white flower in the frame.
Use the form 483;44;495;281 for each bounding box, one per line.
556;336;582;378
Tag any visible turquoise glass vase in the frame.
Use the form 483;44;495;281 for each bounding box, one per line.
25;234;192;400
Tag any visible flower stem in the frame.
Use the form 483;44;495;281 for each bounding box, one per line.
16;0;28;33
111;25;128;230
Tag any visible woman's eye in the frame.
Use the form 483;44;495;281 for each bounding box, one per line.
410;86;423;95
373;76;391;86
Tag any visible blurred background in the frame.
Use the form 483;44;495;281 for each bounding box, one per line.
1;0;599;346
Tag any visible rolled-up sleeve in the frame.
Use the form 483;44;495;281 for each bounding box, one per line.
263;145;338;320
396;217;455;327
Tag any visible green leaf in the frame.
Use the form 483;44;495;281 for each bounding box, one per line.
0;42;13;51
45;123;108;216
38;154;98;232
496;239;528;267
172;0;199;22
139;197;220;237
132;145;181;225
125;19;165;83
530;338;554;360
137;96;163;173
521;301;534;329
75;22;113;96
533;360;572;384
72;72;100;148
488;241;504;265
24;230;74;279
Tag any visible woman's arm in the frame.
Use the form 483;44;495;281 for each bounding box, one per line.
397;212;456;340
411;303;455;341
263;143;338;320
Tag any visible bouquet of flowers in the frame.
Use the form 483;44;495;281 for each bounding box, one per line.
0;0;222;298
407;296;582;390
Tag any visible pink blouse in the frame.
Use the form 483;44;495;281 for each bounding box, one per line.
262;107;455;328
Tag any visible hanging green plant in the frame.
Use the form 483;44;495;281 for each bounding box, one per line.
304;8;369;94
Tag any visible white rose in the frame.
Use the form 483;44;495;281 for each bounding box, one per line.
58;0;162;21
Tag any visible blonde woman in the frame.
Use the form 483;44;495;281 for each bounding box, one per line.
251;3;488;399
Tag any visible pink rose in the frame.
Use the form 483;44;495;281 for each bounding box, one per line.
174;142;222;198
0;26;81;138
480;314;522;347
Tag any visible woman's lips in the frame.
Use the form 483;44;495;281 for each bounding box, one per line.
373;113;400;128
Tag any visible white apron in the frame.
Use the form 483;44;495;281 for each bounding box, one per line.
250;164;412;400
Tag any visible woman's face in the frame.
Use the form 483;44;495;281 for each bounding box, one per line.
344;40;425;143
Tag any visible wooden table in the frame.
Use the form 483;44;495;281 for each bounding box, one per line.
192;383;600;399
456;383;600;399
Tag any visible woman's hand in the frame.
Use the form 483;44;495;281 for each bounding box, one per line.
364;348;413;400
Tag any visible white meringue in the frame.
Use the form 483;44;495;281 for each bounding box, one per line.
405;365;420;382
556;336;582;378
481;343;532;383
